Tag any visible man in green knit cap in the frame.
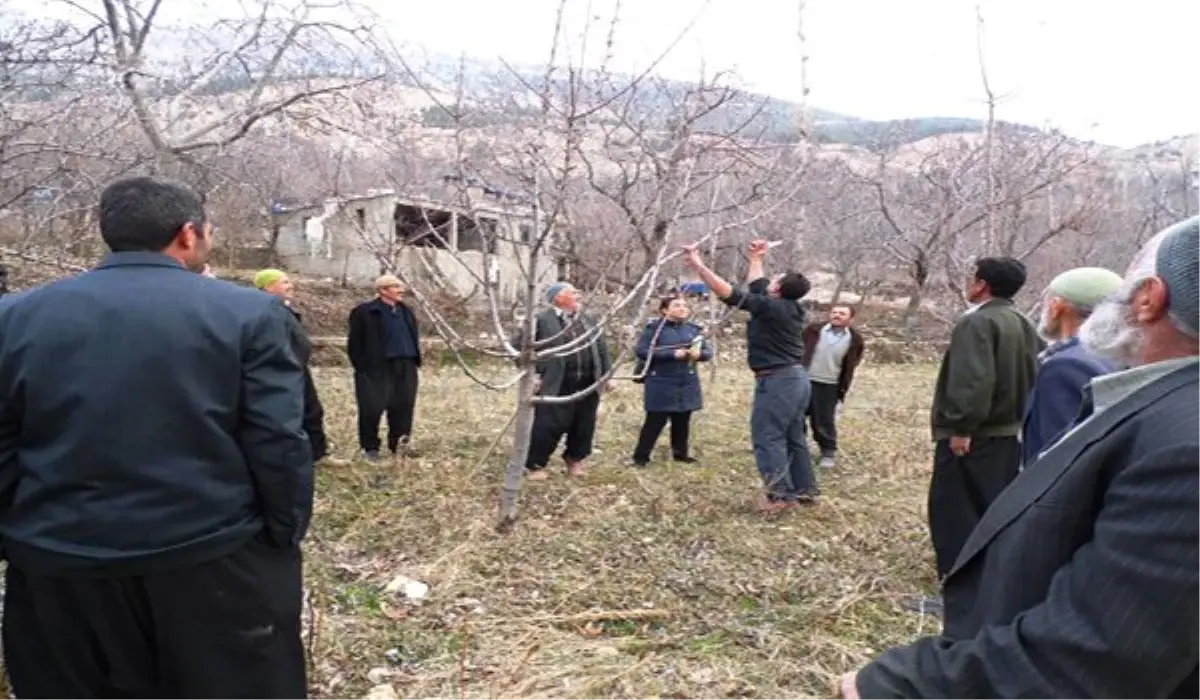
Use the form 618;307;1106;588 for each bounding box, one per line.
254;268;344;466
1021;266;1124;466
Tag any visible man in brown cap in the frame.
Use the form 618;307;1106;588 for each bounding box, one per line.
347;274;422;461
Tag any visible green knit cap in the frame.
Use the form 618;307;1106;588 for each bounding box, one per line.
1046;267;1123;310
253;268;288;290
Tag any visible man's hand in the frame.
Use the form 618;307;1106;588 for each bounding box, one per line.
837;672;860;699
748;239;770;260
674;348;689;359
681;244;703;270
532;377;543;394
604;380;617;393
949;435;972;457
688;347;702;361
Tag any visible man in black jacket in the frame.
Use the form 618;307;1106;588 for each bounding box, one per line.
254;268;348;468
0;176;313;698
347;274;422;461
683;239;817;514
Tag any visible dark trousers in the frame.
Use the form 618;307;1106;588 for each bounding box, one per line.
355;357;419;453
927;436;1021;578
2;537;306;699
632;411;692;462
302;367;328;461
526;374;600;469
750;366;816;500
806;380;840;456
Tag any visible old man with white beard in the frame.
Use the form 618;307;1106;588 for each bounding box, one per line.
1020;266;1125;466
839;215;1199;699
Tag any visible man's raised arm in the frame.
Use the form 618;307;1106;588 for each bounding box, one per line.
682;242;771;315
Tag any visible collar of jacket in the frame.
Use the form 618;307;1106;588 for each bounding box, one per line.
1039;335;1080;361
97;251;187;270
370;298;407;313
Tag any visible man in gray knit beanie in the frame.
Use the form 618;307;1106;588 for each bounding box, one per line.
843;216;1199;700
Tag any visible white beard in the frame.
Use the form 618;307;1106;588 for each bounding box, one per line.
1079;297;1143;367
1037;305;1057;342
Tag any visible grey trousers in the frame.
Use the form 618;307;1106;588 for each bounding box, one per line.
750;365;817;500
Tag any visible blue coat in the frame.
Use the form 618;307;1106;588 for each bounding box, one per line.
1021;336;1119;465
636;319;713;413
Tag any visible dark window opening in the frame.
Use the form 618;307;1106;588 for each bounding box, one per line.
394;203;450;248
457;214;498;253
355;207;366;230
519;222;535;244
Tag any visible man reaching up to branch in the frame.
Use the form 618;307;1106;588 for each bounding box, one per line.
682;240;817;514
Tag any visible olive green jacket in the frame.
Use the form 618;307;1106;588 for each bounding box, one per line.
930;298;1040;440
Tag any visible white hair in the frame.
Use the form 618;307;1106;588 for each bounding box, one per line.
1078;233;1167;364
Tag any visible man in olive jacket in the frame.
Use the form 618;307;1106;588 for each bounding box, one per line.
927;257;1039;579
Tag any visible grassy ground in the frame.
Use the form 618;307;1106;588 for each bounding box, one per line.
306;361;942;699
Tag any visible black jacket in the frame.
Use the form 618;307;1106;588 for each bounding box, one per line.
286;306;328;462
347;298;422;372
0;252;313;576
720;278;807;371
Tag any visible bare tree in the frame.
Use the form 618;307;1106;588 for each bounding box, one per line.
59;0;388;174
326;0;810;528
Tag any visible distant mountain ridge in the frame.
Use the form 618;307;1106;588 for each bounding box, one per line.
405;52;1158;150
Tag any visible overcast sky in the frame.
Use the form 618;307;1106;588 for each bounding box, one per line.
20;0;1199;147
372;0;1197;147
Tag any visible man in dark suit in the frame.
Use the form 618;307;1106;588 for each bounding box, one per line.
1022;266;1124;465
927;257;1040;579
840;216;1199;699
347;274;422;461
521;282;614;481
0;176;313;698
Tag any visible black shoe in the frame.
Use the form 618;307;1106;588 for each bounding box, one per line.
672;455;697;464
627;458;649;467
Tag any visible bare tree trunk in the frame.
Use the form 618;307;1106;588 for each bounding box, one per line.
977;4;998;256
902;287;923;338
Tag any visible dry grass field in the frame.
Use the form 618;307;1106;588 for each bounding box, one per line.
304;360;943;699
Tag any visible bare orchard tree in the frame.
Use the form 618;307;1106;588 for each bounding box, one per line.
339;0;802;528
577;70;805;283
48;0;388;177
863;125;1094;335
793;156;884;303
939;128;1098;308
0;5;139;262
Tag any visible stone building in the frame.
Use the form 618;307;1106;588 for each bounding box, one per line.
270;186;564;304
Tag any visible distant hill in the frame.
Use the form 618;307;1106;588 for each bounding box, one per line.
407;54;1069;149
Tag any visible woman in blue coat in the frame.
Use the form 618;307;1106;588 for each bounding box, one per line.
630;295;713;465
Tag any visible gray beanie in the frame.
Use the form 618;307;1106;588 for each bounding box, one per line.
544;282;570;305
1155;215;1199;338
